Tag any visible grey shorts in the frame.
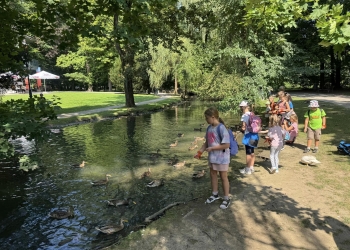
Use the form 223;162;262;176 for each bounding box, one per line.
307;127;321;140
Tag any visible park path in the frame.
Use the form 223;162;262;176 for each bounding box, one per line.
291;92;350;108
57;95;172;119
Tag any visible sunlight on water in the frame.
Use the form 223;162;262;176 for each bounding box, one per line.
0;100;242;249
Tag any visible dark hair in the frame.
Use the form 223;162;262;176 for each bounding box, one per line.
204;107;226;127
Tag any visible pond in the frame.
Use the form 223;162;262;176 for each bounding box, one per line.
0;100;242;249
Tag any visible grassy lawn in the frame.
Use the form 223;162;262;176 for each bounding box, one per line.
2;92;160;114
48;96;181;126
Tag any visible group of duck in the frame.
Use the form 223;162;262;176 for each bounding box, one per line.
47;125;209;235
48;161;129;234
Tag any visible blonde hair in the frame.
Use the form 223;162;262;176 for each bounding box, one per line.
290;114;298;123
204;107;226;127
286;93;292;102
269;114;280;127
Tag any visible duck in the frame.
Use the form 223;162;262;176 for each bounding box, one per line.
192;170;206;179
91;174;112;186
150;149;161;159
188;144;198;151
194;137;205;141
95;219;127;235
191;139;198;145
300;156;321;166
107;198;133;207
71;161;87;168
177;133;184;137
167;155;178;165
169;140;178;147
140;168;151;178
173;161;186;169
49;206;74;219
147;179;164;187
194;128;202;131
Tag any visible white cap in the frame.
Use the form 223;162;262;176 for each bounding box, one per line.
239;100;248;107
308;100;319;108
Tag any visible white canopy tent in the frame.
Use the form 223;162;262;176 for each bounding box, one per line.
29;71;60;92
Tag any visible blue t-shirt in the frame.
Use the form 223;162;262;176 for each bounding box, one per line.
289;101;294;109
206;125;230;164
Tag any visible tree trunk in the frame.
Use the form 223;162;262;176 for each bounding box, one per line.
320;60;325;89
330;47;335;88
114;13;135;107
174;75;178;94
335;56;341;90
108;76;112;92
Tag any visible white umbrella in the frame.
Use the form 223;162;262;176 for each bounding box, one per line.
29;71;60;92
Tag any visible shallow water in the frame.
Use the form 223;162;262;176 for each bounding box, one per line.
0;101;242;249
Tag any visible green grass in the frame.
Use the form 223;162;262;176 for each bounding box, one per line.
2;92;160;114
48;97;181;126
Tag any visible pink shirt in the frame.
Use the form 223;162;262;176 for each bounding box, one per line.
289;122;298;141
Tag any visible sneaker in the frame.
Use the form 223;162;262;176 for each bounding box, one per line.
250;168;255;173
205;195;220;204
303;148;311;153
281;146;285;151
239;168;252;175
219;199;231;209
312;148;318;153
275;169;279;173
270;168;276;174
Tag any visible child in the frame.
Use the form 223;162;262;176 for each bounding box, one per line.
264;100;271;125
239;101;259;175
283;114;299;144
194;107;231;209
266;114;285;173
303;100;326;153
276;91;290;115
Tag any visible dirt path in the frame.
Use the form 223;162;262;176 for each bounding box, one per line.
117;94;350;250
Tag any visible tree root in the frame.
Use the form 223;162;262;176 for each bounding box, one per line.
144;202;184;224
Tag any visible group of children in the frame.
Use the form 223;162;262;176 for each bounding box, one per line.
193;87;327;209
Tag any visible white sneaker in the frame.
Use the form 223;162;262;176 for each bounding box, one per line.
250;168;255;173
270;168;276;174
239;168;252;175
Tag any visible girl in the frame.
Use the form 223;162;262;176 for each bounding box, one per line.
283;114;299;144
266;114;285;173
239;101;259;175
194;107;231;209
276;91;290;115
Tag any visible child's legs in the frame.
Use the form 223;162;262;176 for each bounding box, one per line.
307;127;314;148
274;146;282;169
219;171;229;197
209;166;218;193
270;147;278;169
245;145;255;167
314;129;321;147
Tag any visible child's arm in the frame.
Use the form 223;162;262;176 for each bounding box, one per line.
284;101;290;112
304;117;309;133
283;120;293;131
322;116;326;129
206;143;230;152
194;141;208;159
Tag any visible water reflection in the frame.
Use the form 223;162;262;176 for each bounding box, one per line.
0;101;241;249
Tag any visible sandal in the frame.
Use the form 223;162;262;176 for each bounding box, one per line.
220;199;231;209
205;195;220;204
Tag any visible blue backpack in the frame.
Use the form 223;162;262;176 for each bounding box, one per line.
206;123;239;156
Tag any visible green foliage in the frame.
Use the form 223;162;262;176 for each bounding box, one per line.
244;0;350;53
19;155;38;172
0;95;60;160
